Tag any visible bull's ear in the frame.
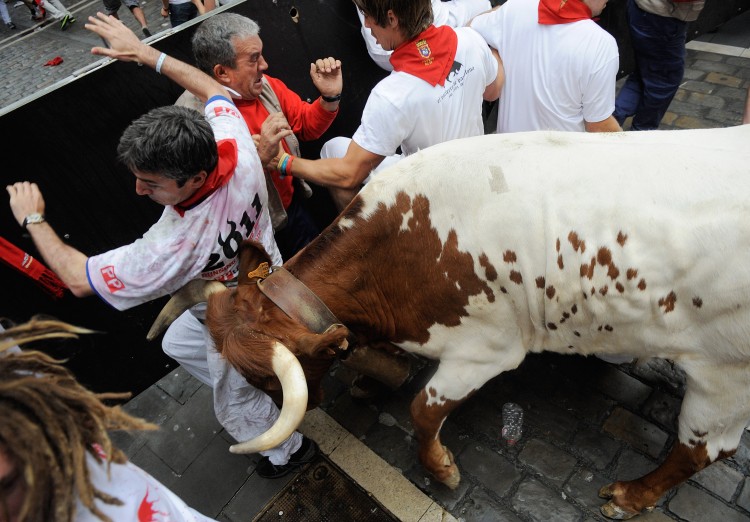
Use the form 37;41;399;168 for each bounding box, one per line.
238;240;274;285
296;324;350;358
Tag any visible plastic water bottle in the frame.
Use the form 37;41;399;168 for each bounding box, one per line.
501;402;523;446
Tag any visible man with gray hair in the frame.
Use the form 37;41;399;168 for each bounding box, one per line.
177;12;343;261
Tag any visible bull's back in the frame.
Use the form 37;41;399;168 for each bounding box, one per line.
356;126;750;358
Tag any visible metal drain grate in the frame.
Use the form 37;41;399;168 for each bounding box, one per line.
253;455;400;522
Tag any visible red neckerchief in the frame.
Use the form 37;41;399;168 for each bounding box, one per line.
174;138;238;217
389;25;458;87
538;0;592;24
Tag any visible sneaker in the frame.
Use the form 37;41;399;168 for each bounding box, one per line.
6;22;16;29
254;436;319;479
60;13;70;30
141;26;151;37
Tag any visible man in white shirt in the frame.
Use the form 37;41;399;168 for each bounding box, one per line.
471;0;621;133
268;0;504;209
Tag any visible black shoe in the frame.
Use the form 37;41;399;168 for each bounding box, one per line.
254;436;319;479
6;22;16;29
141;26;151;37
60;13;70;30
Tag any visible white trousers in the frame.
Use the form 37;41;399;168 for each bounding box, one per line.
41;0;70;19
162;311;302;465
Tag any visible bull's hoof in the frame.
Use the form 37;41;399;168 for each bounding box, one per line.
600;501;640;520
599;483;616;499
441;467;461;490
430;445;460;489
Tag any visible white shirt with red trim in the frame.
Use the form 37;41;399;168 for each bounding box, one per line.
76;446;214;521
86;96;281;311
352;27;498;158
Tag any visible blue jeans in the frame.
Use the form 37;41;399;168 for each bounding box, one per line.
168;1;198;27
614;0;688;130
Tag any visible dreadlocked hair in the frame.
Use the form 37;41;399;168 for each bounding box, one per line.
0;317;158;522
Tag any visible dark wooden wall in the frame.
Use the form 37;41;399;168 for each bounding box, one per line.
0;0;746;395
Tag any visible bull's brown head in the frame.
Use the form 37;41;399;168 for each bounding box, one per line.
146;240;349;455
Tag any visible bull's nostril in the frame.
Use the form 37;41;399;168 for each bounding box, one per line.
290;6;299;23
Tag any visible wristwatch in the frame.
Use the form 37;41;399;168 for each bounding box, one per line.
22;213;45;229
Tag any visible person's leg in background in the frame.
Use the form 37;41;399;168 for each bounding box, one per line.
615;0;687;130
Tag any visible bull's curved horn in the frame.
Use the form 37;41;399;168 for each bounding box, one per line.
146;280;227;341
229;341;308;454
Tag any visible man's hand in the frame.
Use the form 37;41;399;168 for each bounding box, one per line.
86;12;148;63
6;182;46;228
310;57;343;102
253;113;294;168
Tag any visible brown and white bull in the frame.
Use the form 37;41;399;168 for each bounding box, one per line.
152;125;750;519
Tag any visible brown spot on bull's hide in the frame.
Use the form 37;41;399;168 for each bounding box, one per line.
557;254;564;270
638;279;647;291
605;325;613;331
598;326;603;331
616;282;625;293
510;270;523;284
590;287;595;296
536;276;545;289
617;232;628;246
693;297;703;308
479;254;498;281
428;387;437;398
296;192;497;346
582;292;588;300
659;291;677;313
546;286;556;299
571;304;577;314
574;331;581;337
627;268;638;280
503;250;517;263
501;287;508;294
547;322;557;330
692;429;708;438
587;257;596;279
562;312;570;319
556;238;561;252
580;263;588;278
607;263;620;280
599;286;608;296
718;448;737;460
568;345;574;349
568;231;585;253
597;247;612;266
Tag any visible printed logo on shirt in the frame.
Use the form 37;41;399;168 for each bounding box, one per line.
212;104;241;119
100;265;126;293
138;487;168;521
201;193;264;277
438;61;475;104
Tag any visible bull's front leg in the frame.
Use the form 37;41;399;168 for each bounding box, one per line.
410;388;468;489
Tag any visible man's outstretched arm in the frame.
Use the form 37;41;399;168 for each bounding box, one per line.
6;182;92;297
86;12;227;103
